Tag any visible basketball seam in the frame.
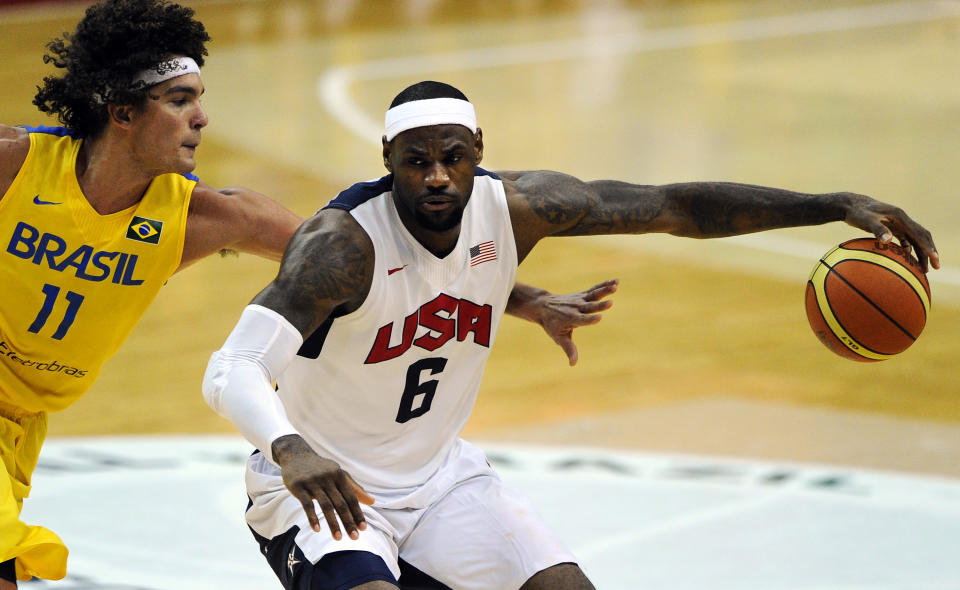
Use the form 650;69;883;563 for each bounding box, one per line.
833;245;931;312
807;279;870;361
820;277;887;358
810;264;887;360
826;260;919;343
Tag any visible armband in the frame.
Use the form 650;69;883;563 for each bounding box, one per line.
202;304;304;463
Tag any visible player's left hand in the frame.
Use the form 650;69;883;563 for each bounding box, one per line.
535;279;618;366
841;193;940;272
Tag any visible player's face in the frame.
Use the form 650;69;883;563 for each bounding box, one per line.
384;124;483;241
128;73;208;175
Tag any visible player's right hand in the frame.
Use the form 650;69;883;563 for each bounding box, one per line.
270;434;375;540
839;192;940;272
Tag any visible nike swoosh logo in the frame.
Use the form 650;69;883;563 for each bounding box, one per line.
387;265;408;275
33;195;62;205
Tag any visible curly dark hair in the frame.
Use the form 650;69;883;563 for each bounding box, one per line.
33;0;210;138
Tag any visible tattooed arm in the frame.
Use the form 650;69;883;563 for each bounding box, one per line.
501;171;939;271
203;209;375;542
252;209;373;334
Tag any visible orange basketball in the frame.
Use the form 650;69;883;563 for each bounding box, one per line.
805;238;931;362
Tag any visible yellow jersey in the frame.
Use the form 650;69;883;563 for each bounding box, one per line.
0;126;193;412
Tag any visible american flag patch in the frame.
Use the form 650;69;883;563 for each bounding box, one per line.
469;240;497;266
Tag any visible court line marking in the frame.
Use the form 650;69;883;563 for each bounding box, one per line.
27;437;960;589
573;492;784;559
318;0;958;143
316;0;960;288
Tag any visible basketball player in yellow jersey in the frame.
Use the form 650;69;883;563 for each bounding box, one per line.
0;1;616;586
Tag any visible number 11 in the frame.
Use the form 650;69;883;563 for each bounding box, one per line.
28;283;85;340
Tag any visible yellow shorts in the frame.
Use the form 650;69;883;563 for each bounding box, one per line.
0;400;67;581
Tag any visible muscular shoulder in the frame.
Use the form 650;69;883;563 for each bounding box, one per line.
280;208;374;290
500;170;595;212
253;208;375;333
0;124;28;146
499;169;596;246
0;125;30;199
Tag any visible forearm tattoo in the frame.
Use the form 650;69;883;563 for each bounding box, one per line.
525;176;663;236
526;177;847;238
668;183;846;237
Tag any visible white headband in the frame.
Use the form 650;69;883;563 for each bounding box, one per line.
93;56;201;105
131;55;201;89
384;97;477;141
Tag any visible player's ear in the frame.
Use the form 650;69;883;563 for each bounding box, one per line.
108;104;134;128
382;136;393;172
473;128;483;165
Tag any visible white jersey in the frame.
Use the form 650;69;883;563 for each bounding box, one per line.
276;169;518;496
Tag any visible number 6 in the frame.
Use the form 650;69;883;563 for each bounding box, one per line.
395;357;447;424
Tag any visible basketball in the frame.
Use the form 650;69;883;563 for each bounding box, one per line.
805;237;931;362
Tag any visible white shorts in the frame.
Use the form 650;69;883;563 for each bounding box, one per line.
244;440;578;590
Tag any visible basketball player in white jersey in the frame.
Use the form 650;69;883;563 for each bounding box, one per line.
0;2;616;583
203;81;939;589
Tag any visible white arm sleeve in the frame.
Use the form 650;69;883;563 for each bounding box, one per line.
202;304;304;464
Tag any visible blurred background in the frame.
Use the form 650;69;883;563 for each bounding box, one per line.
2;0;959;478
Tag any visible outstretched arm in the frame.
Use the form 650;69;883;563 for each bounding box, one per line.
179;184;304;270
184;182;618;346
502;171;939;271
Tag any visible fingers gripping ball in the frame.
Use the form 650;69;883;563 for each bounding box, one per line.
805;238;931;362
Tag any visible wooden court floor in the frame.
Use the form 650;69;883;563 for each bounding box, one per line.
2;0;959;476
